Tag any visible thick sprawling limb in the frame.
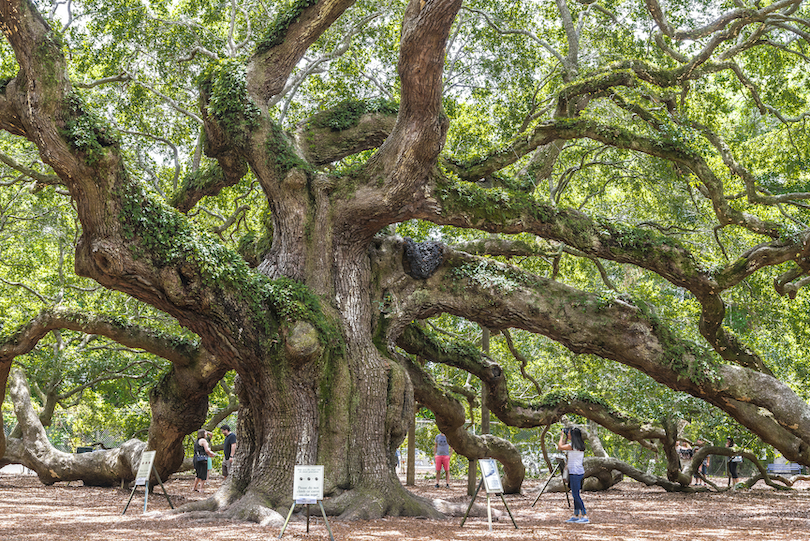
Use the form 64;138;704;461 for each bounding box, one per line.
0;309;227;478
371;241;810;465
5;368;145;485
247;0;358;104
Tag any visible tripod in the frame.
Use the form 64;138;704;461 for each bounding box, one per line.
532;457;570;508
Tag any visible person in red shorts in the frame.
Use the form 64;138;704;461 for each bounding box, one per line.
434;432;452;488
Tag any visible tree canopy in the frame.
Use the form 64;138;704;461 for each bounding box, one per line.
2;0;810;522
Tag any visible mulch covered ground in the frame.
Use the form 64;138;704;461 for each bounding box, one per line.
1;471;809;540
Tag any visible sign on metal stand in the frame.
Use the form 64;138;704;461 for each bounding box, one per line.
122;451;175;514
460;458;518;531
278;465;334;541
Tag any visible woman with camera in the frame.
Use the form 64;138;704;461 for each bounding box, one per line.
557;427;589;524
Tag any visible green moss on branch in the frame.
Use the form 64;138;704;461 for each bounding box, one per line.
266;121;311;177
257;0;320;53
307;98;399;132
60;92;118;166
199;60;260;143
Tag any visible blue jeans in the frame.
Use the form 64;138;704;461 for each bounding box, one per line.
569;473;586;516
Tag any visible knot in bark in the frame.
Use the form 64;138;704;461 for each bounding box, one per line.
284;321;322;367
89;239;124;276
283;167;307;188
160;264;208;309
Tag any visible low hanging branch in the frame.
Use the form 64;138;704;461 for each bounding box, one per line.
540;456;684;494
4;367;146;486
394;349;525;493
686;446;798;491
0;308;230;478
397;322;665;448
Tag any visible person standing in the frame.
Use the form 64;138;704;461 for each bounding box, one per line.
726;437;742;487
695;440;710;486
221;425;237;479
206;430;213;480
557;427;589;524
192;429;216;492
676;440;694;481
434;432;452;488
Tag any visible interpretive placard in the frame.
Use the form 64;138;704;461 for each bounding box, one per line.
293;465;324;504
479;458;503;494
280;465;334;541
135;451;156;486
460;458;517;531
122;451;173;515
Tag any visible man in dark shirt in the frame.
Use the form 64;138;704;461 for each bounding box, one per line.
221;425;237;478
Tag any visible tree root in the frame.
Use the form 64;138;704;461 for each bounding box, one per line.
323;484;444;520
167;480;500;525
167;489;286;526
321;482;501;520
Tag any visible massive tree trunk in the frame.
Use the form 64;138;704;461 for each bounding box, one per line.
0;0;465;520
181;0;466;521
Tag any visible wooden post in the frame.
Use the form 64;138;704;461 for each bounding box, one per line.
481;327;490;436
467;458;476;496
407;408;416;486
470;326;491;496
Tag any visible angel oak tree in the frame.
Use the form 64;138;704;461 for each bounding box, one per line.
4;0;810;522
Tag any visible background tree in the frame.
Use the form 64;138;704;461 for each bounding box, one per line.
3;0;810;524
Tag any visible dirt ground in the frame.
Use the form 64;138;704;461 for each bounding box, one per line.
1;471;809;541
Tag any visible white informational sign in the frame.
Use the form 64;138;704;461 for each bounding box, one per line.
293;465;324;504
479;458;503;494
135;451;157;486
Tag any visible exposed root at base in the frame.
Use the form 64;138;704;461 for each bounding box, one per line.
166;488;285;526
321;484;500;521
165;482;500;524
